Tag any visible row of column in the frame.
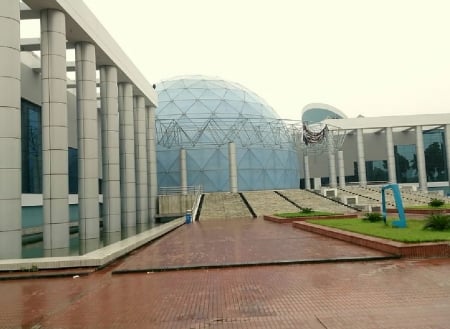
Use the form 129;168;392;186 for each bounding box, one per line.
303;125;450;191
0;6;158;258
179;142;238;193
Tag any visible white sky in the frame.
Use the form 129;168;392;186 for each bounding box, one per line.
24;0;450;120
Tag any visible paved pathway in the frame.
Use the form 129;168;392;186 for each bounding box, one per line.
114;219;391;272
1;218;450;329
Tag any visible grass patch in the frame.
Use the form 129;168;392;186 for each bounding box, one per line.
406;203;450;210
275;211;336;218
306;218;450;243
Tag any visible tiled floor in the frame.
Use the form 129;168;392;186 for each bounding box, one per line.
1;218;450;329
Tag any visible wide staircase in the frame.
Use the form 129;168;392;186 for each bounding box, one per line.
241;190;300;217
278;189;357;214
199;192;253;221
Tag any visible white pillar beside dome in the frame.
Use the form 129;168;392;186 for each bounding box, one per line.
386;127;397;183
133;96;148;224
416;125;427;191
337;150;346;188
327;137;337;187
118;82;136;228
228;142;238;193
356;128;367;186
0;0;21;259
303;155;311;190
180;148;187;195
146;106;158;223
75;41;100;241
41;9;70;254
100;65;121;234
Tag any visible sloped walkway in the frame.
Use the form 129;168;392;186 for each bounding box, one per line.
113;218;393;273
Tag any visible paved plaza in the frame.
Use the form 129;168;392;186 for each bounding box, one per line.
1;219;450;328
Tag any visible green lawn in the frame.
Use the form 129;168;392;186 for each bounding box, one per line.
405;204;450;210
275;211;336;218
306;218;450;243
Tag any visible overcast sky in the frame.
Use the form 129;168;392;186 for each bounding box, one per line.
26;0;450;120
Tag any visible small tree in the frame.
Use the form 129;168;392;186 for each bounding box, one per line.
362;212;383;222
428;198;445;208
423;214;450;231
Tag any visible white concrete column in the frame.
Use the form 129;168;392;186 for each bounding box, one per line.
416;125;427;191
41;9;69;253
180;148;187;195
133;96;148;224
445;124;450;187
337;150;346;188
303;154;311;190
327;137;337;187
356;128;367;186
100;66;121;233
228;142;238;193
146;106;158;223
0;0;21;259
118;83;136;228
75;42;99;241
385;127;397;183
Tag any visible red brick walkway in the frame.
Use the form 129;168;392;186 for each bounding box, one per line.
114;219;391;272
1;219;450;328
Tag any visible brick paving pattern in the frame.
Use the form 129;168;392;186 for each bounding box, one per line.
114;219;391;272
1;218;450;328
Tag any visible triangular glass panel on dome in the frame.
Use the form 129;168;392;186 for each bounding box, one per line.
204;80;228;89
181;79;198;88
209;88;227;98
239;169;265;190
204;148;228;170
186;101;212;116
189;80;209;88
241;102;264;117
214;101;241;116
174;89;196;101
156;149;179;171
238;149;264;169
200;89;222;100
224;100;244;113
189;88;205;99
203;169;228;192
174;99;196;112
157;174;179;189
224;89;245;101
244;91;262;104
158;102;183;118
158;91;171;102
199;99;221;112
167;80;188;89
166;88;183;99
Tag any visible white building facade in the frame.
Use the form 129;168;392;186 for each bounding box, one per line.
0;0;158;259
301;110;450;195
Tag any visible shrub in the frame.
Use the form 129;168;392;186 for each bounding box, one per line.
428;198;445;208
302;207;313;214
423;214;450;231
362;212;383;222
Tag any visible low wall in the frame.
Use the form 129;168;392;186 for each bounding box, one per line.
293;221;450;258
264;213;358;224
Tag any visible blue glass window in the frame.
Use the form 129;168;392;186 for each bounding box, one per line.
423;130;448;182
21;99;42;193
395;144;418;183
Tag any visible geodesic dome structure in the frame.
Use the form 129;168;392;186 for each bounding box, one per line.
155;75;300;192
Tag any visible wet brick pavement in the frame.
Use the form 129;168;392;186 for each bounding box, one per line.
1;218;450;328
114;219;392;272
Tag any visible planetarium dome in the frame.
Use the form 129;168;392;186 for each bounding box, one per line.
155;75;300;192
